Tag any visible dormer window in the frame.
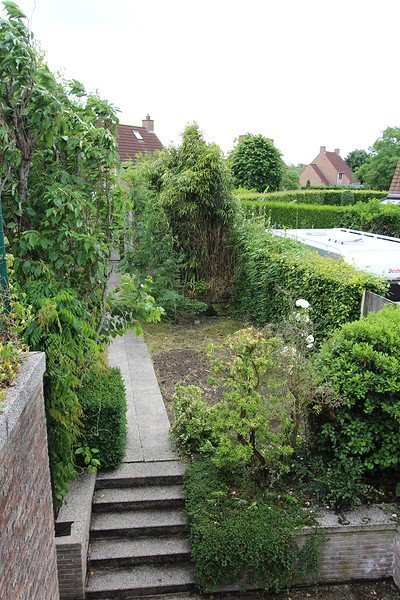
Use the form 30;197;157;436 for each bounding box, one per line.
132;130;143;141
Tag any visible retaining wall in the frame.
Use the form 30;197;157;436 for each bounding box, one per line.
56;471;96;599
0;352;60;600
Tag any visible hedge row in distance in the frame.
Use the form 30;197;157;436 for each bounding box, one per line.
241;199;400;238
78;366;127;468
236;189;387;206
236;226;387;344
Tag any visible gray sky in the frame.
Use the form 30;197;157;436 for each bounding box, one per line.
5;0;400;165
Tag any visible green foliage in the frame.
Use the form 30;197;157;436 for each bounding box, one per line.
171;384;216;456
0;3;123;292
240;197;400;237
280;165;301;190
75;445;101;474
104;273;164;337
0;255;31;400
236;188;387;206
340;189;355;206
23;277;102;502
121;124;239;298
184;458;319;592
78;367;127;469
315;306;400;483
345;149;370;177
230;134;284;193
356;126;400;189
235;225;387;344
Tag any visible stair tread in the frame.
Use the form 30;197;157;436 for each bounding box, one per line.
91;509;187;532
93;485;184;505
86;563;195;593
89;536;191;561
97;461;186;483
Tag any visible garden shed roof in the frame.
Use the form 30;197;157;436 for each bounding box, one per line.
388;159;400;196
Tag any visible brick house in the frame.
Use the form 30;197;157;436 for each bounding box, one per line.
386;158;400;200
300;146;359;187
117;114;163;163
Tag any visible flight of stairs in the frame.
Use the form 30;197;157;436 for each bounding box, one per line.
85;461;196;599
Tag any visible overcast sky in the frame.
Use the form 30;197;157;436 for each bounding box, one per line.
4;0;400;165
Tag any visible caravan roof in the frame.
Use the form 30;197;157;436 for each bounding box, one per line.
271;228;400;281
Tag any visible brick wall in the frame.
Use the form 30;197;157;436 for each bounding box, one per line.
394;530;400;589
296;506;398;586
0;353;60;600
56;471;96;599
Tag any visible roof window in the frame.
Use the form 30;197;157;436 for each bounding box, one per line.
132;130;143;140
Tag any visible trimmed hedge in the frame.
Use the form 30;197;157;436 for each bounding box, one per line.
236;189;387;206
78;367;127;468
236;226;387;344
311;306;400;500
241;199;400;237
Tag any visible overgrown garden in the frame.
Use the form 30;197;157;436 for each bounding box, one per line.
1;1;400;593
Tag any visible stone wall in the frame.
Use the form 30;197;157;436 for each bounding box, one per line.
394;530;400;589
297;505;399;585
0;352;60;600
56;471;96;599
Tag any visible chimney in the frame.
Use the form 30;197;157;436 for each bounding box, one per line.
142;113;154;133
320;146;326;154
334;148;340;155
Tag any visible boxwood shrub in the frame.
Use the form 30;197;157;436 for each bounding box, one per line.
78;367;127;468
235;226;387;344
236;189;387;206
312;306;400;495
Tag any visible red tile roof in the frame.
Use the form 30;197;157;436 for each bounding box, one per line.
117;124;163;163
389;159;400;195
310;163;330;185
325;151;359;184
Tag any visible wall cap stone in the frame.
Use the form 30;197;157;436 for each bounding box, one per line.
0;351;46;451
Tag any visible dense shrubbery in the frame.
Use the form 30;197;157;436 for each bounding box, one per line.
121;123;240;305
314;306;400;481
0;4;162;503
78;367;126;468
184;459;319;592
236;188;387;205
235;225;386;344
241;198;400;237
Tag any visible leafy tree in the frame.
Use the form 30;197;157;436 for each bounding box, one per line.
230;134;284;193
356;127;400;189
280;165;300;190
344;149;370;176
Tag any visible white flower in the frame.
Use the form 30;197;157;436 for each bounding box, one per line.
306;335;314;344
295;299;310;309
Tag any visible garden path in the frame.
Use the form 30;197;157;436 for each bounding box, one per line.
107;262;177;463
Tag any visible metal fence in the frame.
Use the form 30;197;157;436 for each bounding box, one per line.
361;290;398;317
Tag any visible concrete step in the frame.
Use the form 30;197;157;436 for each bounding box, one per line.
89;536;191;569
86;563;196;599
96;461;186;490
91;509;188;539
93;485;185;512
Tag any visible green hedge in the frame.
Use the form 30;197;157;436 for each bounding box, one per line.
236;189;387;206
241;199;400;237
78;367;127;468
311;306;400;502
184;458;318;592
236;227;387;343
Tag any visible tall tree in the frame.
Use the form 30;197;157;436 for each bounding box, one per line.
230;134;284;193
345;149;370;176
356;127;400;190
